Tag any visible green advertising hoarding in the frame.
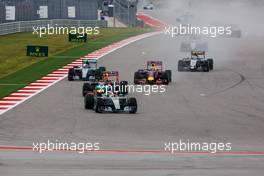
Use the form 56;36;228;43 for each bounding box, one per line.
69;33;87;42
27;45;48;57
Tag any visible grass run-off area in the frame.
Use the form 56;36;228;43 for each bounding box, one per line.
0;28;150;98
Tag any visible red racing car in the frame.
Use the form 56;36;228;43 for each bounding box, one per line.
134;61;172;85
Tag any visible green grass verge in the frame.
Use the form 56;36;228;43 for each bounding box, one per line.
0;28;150;98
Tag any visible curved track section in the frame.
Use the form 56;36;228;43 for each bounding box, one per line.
0;33;264;175
1;2;264;175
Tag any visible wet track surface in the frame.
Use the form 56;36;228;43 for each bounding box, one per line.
1;2;264;175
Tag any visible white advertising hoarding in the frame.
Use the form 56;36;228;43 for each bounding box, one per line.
68;6;76;18
39;6;48;19
5;6;15;20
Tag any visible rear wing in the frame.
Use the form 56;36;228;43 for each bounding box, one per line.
82;59;97;64
103;71;119;76
147;61;163;71
191;51;205;56
82;59;97;69
102;71;119;82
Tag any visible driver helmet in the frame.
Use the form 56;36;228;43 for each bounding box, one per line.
150;63;157;70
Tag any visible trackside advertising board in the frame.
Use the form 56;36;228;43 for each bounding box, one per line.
69;33;87;42
27;45;48;57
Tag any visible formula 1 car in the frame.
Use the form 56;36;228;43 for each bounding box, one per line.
82;71;128;97
134;61;172;85
178;51;213;72
180;35;208;52
143;4;154;10
211;23;242;38
68;59;106;81
176;12;194;25
227;25;242;38
84;71;137;113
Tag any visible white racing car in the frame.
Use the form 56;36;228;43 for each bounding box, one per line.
68;59;106;81
178;51;214;72
176;12;194;24
84;71;137;113
180;35;208;52
143;4;154;10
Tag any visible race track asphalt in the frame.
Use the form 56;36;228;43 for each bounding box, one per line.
1;2;264;175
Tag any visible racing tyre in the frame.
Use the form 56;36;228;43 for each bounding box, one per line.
165;70;172;82
95;98;104;113
68;68;75;81
99;66;106;72
178;60;184;72
161;72;169;85
208;59;214;70
134;72;142;84
82;83;93;96
127;97;137;114
95;69;103;80
202;61;210;72
85;70;94;81
84;95;94;109
120;81;128;95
